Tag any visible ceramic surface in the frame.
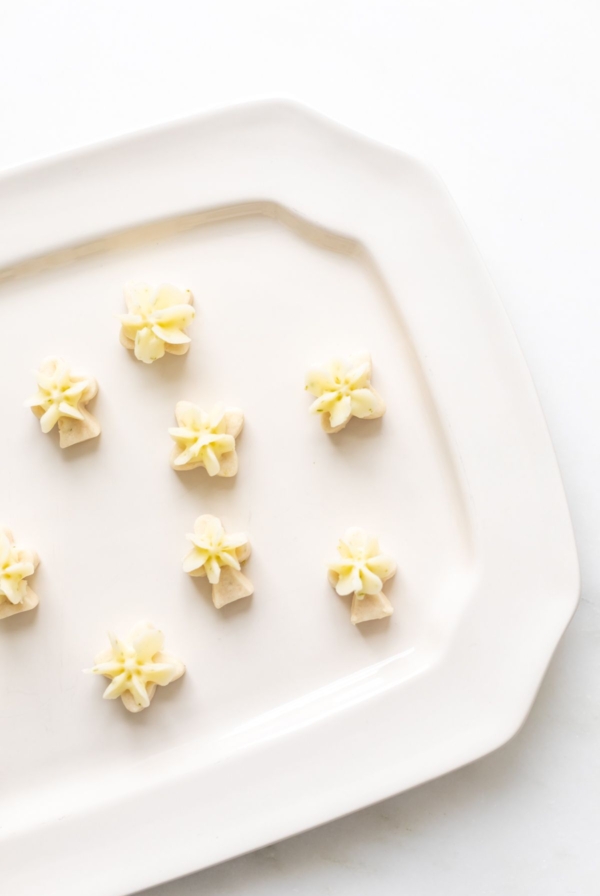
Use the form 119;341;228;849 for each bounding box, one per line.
0;102;579;896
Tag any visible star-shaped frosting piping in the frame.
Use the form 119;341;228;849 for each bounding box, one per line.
169;402;243;476
305;351;385;432
183;515;253;609
119;281;195;364
328;527;396;624
26;357;100;448
85;622;185;713
0;528;40;620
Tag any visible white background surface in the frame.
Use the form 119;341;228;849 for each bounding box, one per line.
1;2;598;894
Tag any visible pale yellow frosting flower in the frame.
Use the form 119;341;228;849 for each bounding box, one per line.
183;514;249;582
26;357;99;446
306;351;385;433
328;527;396;624
119;281;195;364
169;402;243;476
183;515;253;609
86;622;185;713
0;528;39;620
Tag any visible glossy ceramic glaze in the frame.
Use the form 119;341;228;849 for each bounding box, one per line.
0;101;579;896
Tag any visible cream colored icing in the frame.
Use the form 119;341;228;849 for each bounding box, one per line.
0;529;38;608
26;357;97;435
119;281;195;363
328;528;396;624
86;622;185;713
183;514;249;583
169;402;243;476
305;351;385;432
183;515;253;609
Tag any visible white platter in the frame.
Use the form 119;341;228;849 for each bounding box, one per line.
0;102;579;896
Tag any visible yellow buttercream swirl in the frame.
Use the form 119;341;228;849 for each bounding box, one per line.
306;351;385;431
26;357;96;434
86;622;185;712
0;529;37;607
183;515;250;584
119;281;195;363
328;527;396;599
169;402;243;476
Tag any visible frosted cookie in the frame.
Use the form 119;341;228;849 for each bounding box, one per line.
119;281;195;363
0;528;40;620
328;527;396;624
26;357;100;448
305;351;385;433
183;514;253;609
169;402;243;476
85;622;185;713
